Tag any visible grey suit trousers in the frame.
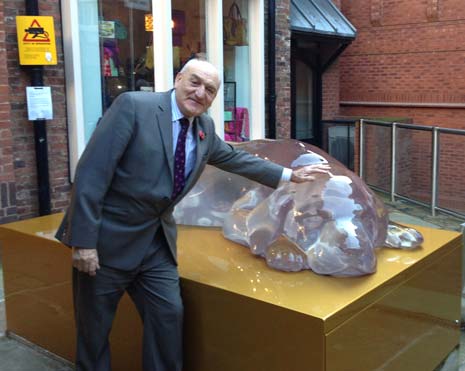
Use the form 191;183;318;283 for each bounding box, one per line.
73;228;183;371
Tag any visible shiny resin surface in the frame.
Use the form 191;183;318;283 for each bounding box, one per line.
175;139;423;276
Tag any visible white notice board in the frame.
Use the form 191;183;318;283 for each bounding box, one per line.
26;86;53;120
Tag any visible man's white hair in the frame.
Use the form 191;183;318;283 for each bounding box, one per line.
179;58;223;85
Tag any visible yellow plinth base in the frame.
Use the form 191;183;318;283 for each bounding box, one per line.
0;214;461;371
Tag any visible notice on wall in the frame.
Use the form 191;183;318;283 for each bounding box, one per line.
16;16;57;65
26;87;53;121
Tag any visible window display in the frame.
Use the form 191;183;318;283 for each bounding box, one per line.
223;0;250;142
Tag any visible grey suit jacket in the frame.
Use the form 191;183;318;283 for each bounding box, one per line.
56;91;284;270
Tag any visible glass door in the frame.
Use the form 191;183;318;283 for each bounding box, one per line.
293;57;314;143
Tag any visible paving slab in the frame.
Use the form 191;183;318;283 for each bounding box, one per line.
0;336;73;371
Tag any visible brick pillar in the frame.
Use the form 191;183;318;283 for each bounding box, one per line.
275;0;291;139
322;60;340;120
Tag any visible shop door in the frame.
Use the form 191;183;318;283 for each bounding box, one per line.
291;53;319;146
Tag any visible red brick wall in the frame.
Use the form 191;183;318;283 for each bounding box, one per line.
340;0;465;128
1;1;70;222
340;0;465;212
322;60;340;120
0;0;17;223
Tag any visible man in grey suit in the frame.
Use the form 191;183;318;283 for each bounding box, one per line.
56;58;329;371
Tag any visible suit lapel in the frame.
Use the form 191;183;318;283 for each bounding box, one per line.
154;92;174;178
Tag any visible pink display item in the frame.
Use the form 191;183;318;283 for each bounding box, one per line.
174;139;423;277
224;107;249;142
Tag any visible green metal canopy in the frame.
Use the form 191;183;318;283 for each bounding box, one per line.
290;0;356;40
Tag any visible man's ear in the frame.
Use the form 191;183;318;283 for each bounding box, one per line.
174;72;182;85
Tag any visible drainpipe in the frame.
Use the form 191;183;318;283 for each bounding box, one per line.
267;0;276;138
25;0;51;215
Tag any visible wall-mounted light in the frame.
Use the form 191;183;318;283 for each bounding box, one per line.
144;14;153;31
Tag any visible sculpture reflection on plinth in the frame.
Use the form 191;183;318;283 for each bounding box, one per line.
174;139;423;276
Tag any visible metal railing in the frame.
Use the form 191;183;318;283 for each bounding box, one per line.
359;119;465;219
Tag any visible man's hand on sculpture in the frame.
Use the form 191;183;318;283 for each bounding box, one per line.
291;164;331;183
72;248;100;276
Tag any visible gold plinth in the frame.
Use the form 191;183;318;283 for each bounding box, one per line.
0;214;461;371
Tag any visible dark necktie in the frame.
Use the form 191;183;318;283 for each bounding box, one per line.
171;117;190;199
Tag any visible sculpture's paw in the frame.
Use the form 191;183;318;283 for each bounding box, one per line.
384;223;423;249
265;242;308;272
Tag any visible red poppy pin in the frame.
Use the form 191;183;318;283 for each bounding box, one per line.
199;130;205;140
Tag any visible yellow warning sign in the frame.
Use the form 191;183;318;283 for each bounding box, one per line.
16;16;57;65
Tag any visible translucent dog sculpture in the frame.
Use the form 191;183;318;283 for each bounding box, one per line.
174;139;423;276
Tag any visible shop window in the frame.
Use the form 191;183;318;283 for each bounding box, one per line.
223;0;250;142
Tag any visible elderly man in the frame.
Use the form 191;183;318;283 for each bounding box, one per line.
56;58;328;371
